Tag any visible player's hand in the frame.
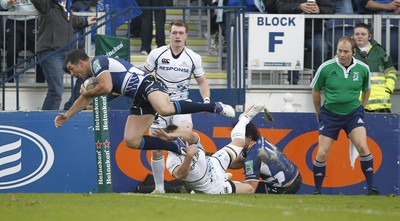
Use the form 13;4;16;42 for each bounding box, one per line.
79;85;89;96
152;128;174;141
186;143;199;157
54;113;69;128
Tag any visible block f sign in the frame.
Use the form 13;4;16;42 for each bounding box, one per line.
269;32;284;52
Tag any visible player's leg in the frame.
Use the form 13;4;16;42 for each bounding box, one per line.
313;134;334;194
150;150;165;194
346;106;378;195
313;106;341;194
348;126;377;193
212;103;265;173
226;103;266;159
149;115;169;194
232;181;254;194
124;114;184;154
147;90;235;117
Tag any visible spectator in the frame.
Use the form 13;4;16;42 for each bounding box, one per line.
363;0;400;14
31;0;96;110
275;0;335;84
0;0;44;83
353;22;398;112
130;0;142;38
264;0;278;13
203;0;220;54
310;36;379;195
63;0;95;110
140;0;166;55
333;0;355;13
354;0;400;13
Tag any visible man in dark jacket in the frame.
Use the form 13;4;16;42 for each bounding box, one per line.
31;0;96;110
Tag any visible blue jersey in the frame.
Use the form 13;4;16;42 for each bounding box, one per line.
90;56;149;98
243;137;298;187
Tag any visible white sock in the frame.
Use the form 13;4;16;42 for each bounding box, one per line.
151;157;165;193
231;117;249;141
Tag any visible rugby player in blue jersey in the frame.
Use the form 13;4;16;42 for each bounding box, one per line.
54;49;235;155
229;120;302;194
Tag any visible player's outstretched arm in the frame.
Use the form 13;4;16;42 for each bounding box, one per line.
54;95;92;127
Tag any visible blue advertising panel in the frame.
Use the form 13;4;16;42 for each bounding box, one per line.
1;111;399;195
0;111;97;193
110;111;400;195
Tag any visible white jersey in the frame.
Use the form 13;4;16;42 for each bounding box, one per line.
144;45;205;102
166;142;233;194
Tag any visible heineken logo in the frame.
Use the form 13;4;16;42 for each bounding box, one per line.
105;41;124;57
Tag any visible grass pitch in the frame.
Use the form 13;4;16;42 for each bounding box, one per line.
0;193;399;221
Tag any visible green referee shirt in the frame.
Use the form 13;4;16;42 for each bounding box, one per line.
310;57;371;115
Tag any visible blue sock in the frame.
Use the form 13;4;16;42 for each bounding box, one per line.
173;101;214;114
313;160;326;193
139;136;181;154
360;154;374;189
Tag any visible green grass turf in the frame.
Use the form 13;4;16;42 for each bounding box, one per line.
0;193;399;221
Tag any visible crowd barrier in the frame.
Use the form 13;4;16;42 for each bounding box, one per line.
0;111;398;195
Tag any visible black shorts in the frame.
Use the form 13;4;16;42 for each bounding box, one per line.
130;75;168;115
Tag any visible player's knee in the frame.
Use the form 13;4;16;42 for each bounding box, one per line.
123;138;140;149
357;145;370;156
157;105;174;116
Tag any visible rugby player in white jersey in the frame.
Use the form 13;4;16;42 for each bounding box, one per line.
143;20;211;194
54;49;235;157
152;103;265;194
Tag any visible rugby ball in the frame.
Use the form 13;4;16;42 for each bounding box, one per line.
83;77;97;90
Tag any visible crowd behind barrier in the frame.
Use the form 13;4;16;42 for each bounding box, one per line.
0;7;400;110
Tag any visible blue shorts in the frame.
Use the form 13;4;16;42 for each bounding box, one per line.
318;105;366;140
130;75;168;115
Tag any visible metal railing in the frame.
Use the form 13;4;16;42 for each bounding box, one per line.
2;6;399;110
246;14;400;88
0;6;246;111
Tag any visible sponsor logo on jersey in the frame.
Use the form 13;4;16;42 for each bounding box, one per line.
161;58;170;64
330;71;338;77
93;60;102;73
245;161;254;175
353;72;359;81
159;66;190;73
0;126;54;190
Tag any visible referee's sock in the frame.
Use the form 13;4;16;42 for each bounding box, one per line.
139;136;182;154
360;153;374;189
313;160;326;193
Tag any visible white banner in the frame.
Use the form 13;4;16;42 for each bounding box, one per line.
248;14;305;71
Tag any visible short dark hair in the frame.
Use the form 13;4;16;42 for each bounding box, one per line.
65;49;89;65
170;20;188;33
338;36;357;51
165;124;179;133
245;122;260;142
354;22;371;34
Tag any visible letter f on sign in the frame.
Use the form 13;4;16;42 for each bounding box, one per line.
269;32;284;52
